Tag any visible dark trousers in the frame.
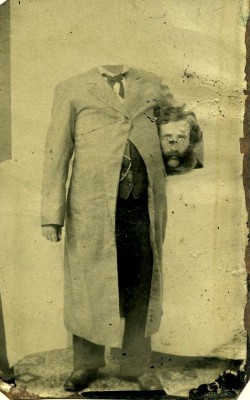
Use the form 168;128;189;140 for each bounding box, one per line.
73;195;153;377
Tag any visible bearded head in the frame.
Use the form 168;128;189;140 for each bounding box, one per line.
155;104;203;174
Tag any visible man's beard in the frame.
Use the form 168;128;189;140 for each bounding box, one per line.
164;152;185;168
163;147;195;174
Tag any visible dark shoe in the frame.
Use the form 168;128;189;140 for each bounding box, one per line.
137;372;163;391
64;368;98;391
0;369;16;385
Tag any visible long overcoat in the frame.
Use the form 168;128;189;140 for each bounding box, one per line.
41;67;180;346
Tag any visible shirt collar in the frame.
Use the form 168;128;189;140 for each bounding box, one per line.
98;65;129;77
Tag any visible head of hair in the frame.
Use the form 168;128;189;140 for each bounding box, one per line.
155;104;203;145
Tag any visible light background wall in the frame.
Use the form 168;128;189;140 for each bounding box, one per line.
0;0;248;366
0;1;11;162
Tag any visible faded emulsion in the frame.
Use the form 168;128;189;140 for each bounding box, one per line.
0;0;250;400
243;15;250;381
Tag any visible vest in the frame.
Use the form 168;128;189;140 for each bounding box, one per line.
118;141;148;199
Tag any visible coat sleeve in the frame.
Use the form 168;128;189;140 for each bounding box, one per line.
41;84;75;226
158;77;184;109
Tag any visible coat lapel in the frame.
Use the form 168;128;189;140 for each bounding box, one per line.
123;68;145;118
86;69;128;117
86;68;145;118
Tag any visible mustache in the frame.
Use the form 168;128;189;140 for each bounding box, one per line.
164;151;183;159
163;147;192;158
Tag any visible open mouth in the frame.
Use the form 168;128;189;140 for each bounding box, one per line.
166;153;180;161
167;156;181;168
169;155;179;159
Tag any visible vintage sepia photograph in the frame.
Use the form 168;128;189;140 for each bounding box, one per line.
0;0;249;399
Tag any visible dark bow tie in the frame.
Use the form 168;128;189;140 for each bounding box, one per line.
102;73;126;84
102;73;126;98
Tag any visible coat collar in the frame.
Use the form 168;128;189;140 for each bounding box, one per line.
86;68;145;118
97;64;129;77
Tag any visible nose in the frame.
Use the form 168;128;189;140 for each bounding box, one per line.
169;140;178;151
169;140;178;145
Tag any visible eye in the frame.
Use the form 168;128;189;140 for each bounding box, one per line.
178;135;188;143
162;134;172;141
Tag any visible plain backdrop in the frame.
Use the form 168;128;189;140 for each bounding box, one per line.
0;0;248;366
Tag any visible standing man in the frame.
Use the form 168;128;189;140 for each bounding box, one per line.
41;65;203;391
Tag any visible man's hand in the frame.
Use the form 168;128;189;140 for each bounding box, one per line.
42;224;62;242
